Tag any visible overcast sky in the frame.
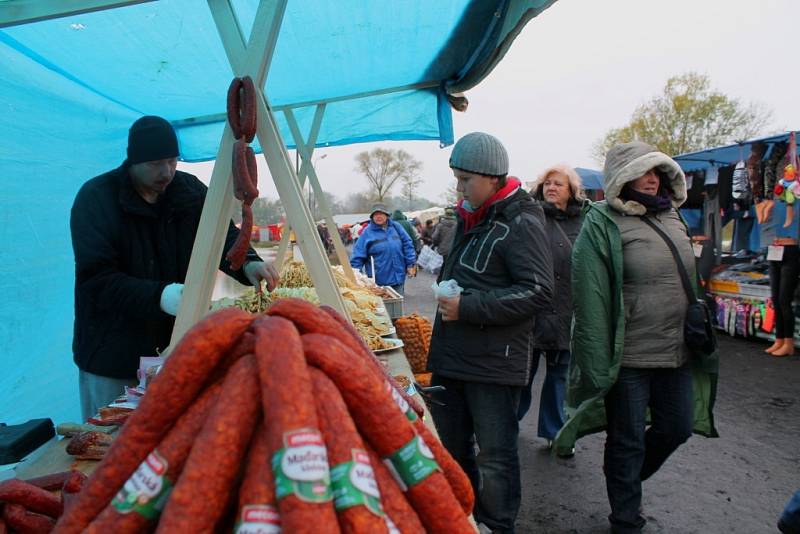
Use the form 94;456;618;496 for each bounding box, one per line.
180;0;800;207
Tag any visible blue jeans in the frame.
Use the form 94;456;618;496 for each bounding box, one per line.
604;364;694;534
390;283;404;296
517;350;570;440
780;490;800;533
429;374;522;534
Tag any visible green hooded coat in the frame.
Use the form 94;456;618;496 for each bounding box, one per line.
554;143;719;454
391;210;420;251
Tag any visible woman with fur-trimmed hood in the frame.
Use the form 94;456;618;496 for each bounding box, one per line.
553;142;718;534
517;164;585;457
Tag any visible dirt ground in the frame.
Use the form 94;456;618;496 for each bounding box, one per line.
403;270;800;533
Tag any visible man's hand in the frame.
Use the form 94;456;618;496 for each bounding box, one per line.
243;261;279;293
407;266;417;278
437;294;460;322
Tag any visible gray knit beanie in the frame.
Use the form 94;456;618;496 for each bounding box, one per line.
449;132;509;177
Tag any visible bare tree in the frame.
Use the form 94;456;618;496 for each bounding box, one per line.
401;173;424;210
355;148;423;202
593;72;773;163
441;182;460;206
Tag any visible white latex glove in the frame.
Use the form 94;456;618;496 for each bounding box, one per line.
160;283;184;316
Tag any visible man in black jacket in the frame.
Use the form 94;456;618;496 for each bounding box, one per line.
71;116;278;420
428;132;553;534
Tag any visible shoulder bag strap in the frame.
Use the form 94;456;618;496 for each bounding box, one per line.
640;216;696;303
552;219;573;255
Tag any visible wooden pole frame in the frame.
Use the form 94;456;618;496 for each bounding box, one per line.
170;0;348;345
275;105;356;284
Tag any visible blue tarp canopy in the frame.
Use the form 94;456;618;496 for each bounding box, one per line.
0;0;556;424
674;132;797;173
576;167;603;190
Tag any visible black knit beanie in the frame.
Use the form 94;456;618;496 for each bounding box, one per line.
126;116;179;165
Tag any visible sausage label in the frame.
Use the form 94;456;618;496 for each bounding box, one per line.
330;449;383;516
385;435;439;488
386;382;418;422
272;429;333;503
234;504;282;534
112;450;173;519
385;515;401;534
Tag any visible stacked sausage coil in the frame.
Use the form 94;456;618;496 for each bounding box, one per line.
226;76;259;270
47;299;474;534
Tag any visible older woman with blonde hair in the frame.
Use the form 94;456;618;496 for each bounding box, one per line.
517;164;585;456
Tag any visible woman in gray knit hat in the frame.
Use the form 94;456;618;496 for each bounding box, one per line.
554;142;719;533
427;132;553;534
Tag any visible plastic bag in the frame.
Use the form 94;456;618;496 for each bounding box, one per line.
432;279;463;299
417;244;444;274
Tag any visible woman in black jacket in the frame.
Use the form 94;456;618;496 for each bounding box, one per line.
517;165;585;456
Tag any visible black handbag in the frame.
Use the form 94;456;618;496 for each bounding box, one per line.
641;217;718;356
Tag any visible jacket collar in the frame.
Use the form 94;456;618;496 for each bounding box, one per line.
458;188;532;234
542;199;583;220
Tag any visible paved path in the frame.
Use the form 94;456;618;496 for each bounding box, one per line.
403;270;800;533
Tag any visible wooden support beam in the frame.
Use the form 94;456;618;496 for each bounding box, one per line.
171;0;347;346
0;0;153;28
283;106;355;283
274;105;326;273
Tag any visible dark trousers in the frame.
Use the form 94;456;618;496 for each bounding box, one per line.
769;245;800;338
604;364;694;534
429;374;522;534
517;350;570;440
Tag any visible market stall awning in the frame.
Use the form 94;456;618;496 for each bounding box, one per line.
674;132;797;172
576;167;603;190
0;0;557;425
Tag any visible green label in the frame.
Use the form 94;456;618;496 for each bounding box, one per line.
386;381;417;422
330;449;383;516
386;435;439;489
112;450;173;519
272;428;333;503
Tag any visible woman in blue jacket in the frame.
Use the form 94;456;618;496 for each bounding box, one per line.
350;203;417;294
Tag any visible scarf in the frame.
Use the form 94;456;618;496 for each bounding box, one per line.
457;177;521;233
620;185;673;212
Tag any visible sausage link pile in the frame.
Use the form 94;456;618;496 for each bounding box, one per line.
226;76;260;271
47;299;475;533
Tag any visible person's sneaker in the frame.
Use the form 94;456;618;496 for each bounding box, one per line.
544;439;554;450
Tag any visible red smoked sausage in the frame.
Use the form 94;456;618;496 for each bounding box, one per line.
366;448;424;534
234;423;281;533
310;368;388;534
0;479;62;518
53;308;254;534
86;382;223;533
252;316;340;534
301;334;473;533
155;355;261;533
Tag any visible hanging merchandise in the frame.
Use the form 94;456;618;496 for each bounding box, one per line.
764;141;789;197
773;132;800;227
751;304;762;334
731;142;752;215
747;142;767;202
763;299;776;333
735;302;748;336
